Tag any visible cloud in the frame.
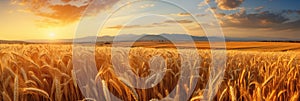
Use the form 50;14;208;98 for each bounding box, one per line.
215;0;244;10
205;7;217;13
254;6;264;12
11;0;120;26
198;0;211;7
107;19;194;29
38;4;88;24
107;25;123;29
140;3;155;9
280;9;300;15
176;12;192;16
164;20;193;24
220;10;300;31
215;13;226;18
274;19;300;30
196;14;207;17
224;11;289;28
204;7;226;18
206;0;211;3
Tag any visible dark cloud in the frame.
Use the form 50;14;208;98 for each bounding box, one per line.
223;11;289;28
280;9;300;15
11;0;120;26
274;19;300;30
215;0;244;10
221;10;300;31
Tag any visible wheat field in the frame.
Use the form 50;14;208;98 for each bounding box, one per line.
0;44;299;101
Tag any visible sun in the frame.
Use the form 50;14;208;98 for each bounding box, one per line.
49;32;56;39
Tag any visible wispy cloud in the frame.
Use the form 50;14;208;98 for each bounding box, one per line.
198;0;211;7
107;19;194;30
254;6;264;12
164;20;193;24
139;3;155;9
176;12;192;17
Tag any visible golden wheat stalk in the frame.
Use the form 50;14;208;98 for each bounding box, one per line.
22;88;50;99
2;91;12;101
101;80;111;101
13;75;19;101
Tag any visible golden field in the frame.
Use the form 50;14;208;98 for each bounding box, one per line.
111;42;300;51
0;43;299;101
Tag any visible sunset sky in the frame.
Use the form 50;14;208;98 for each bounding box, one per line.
0;0;299;40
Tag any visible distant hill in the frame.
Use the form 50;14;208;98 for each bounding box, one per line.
0;40;27;44
73;34;225;43
74;34;300;43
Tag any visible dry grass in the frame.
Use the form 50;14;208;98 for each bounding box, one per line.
0;44;299;101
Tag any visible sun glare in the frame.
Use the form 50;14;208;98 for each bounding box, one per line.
49;32;56;39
